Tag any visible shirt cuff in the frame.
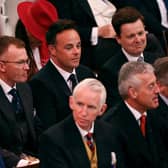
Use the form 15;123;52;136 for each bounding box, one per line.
16;159;29;167
91;27;98;45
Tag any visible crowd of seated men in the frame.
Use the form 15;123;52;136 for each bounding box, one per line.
0;0;168;167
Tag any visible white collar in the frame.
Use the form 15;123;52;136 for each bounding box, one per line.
122;48;144;62
50;58;76;82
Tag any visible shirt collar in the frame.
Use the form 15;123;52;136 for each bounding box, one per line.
125;101;147;121
0;78;16;95
76;122;95;138
122;48;144;62
50;58;76;81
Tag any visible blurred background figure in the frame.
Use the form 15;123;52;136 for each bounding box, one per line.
16;0;58;79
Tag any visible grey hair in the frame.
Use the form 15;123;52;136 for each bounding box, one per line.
118;61;154;99
153;57;168;86
73;78;107;106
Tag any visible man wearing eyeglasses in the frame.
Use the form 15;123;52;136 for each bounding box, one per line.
0;36;40;168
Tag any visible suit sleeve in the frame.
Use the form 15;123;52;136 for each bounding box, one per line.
39;133;70;168
0;147;20;168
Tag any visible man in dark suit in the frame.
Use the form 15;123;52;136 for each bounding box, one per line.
0;36;39;167
39;78;125;168
29;20;95;131
103;61;168;168
98;7;163;109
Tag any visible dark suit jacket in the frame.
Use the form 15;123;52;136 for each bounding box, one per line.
102;101;168;168
0;83;37;168
98;50;160;108
29;61;95;130
39;115;125;168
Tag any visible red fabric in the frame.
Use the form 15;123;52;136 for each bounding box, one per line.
140;115;146;137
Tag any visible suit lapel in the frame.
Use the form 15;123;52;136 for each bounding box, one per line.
17;83;36;140
77;0;97;21
65;117;90;167
0;86;16;122
94;121;110;167
39;61;72;97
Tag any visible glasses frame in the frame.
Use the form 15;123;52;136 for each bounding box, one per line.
0;59;30;66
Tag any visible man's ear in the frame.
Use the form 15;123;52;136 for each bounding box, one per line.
0;61;6;72
128;87;137;99
115;35;121;45
48;44;56;56
98;104;107;116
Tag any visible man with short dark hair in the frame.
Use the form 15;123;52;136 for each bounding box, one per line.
29;19;95;131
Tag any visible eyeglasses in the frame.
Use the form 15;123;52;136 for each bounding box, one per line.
0;59;30;66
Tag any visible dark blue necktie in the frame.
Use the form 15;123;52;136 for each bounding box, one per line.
68;74;77;91
9;88;23;114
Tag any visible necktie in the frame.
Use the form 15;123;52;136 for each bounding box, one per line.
9;88;23;114
68;74;77;91
140;115;146;137
86;132;95;153
137;56;144;62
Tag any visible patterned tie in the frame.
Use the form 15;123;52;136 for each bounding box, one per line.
8;88;23;114
68;74;77;91
137;56;144;62
86;132;95;152
140;115;146;137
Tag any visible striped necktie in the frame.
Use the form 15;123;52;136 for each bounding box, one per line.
85;132;95;152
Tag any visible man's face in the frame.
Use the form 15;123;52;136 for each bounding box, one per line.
158;82;168;98
70;87;105;131
116;19;147;56
131;73;160;112
49;29;81;72
0;45;29;86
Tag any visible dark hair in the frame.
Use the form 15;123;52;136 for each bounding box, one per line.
0;35;25;57
46;19;78;45
15;19;33;59
15;19;37;79
112;7;145;35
